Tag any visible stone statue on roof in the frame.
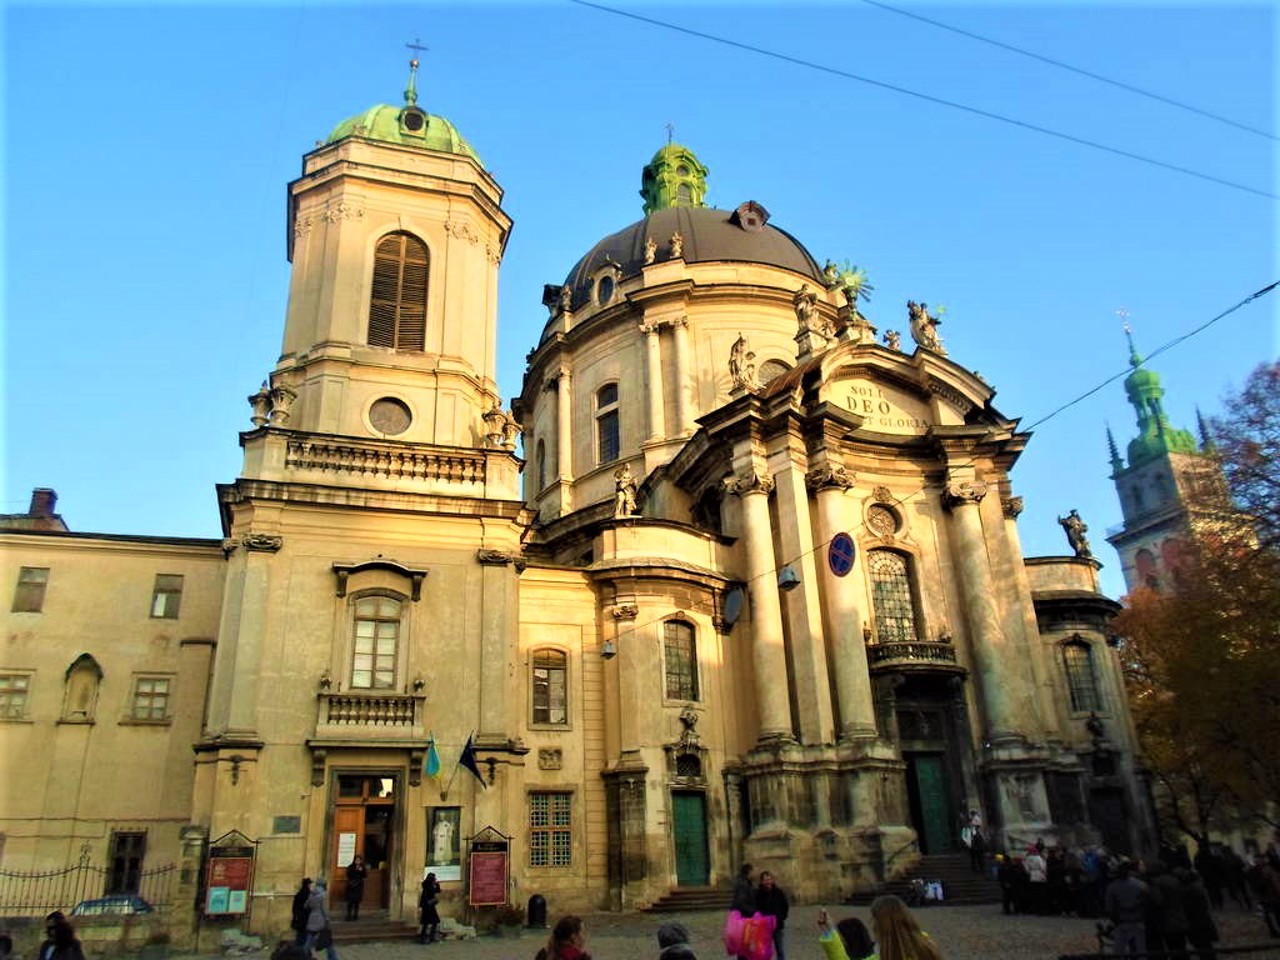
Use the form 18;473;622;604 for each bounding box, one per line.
908;300;945;353
1058;509;1093;558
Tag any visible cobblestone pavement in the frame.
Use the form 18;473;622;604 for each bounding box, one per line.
328;905;1280;960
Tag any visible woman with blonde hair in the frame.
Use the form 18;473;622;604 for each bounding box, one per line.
870;896;942;960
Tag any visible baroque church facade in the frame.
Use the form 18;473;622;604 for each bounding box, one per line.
1;66;1155;937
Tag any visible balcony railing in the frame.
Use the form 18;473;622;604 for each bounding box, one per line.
866;640;962;672
285;437;487;486
315;691;426;741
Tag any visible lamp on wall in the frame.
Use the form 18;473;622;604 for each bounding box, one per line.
601;640;618;659
777;565;801;591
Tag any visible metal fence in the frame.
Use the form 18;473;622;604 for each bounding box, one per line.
0;861;177;916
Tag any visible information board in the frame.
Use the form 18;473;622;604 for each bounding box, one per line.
467;843;509;906
205;845;255;916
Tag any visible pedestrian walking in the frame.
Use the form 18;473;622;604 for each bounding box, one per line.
870;895;942;960
1181;868;1218;960
1105;861;1151;956
292;878;313;945
34;913;85;960
535;915;592;960
1149;861;1190;955
344;855;367;921
656;921;697;960
304;878;339;960
755;871;790;960
418;873;442;943
1024;846;1049;914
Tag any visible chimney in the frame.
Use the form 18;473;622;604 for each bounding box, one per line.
29;488;58;517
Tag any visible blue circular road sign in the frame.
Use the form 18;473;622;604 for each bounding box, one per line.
829;533;855;577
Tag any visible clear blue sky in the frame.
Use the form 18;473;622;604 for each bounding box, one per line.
4;2;1276;600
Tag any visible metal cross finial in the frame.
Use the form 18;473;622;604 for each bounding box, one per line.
406;36;428;66
1115;308;1130;332
665;122;675;145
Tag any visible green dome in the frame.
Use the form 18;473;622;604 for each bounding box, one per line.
326;105;482;165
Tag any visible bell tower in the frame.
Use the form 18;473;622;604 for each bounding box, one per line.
269;57;512;449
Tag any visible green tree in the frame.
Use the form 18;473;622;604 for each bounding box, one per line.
1211;360;1280;551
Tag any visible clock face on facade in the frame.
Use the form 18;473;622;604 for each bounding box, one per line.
369;397;412;436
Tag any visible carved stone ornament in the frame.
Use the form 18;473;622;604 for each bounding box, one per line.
872;485;895;504
867;504;899;538
538;748;563;771
806;464;854;492
725;471;774;497
638;319;660;335
321;202;363;224
477;548;514;566
268;386;297;426
293;217;313;239
444;219;480;244
612;604;639;621
1002;496;1025;518
942;480;989;510
248;383;271;428
241;533;284;552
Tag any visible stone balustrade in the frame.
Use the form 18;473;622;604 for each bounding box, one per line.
285;437;487;485
316;692;426;734
866;640;962;673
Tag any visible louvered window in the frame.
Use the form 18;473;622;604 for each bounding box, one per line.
368;233;429;351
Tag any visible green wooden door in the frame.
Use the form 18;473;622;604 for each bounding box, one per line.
672;792;709;886
912;755;952;854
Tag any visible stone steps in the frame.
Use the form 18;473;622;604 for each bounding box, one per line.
328;914;421;944
848;853;1002;907
645;887;735;913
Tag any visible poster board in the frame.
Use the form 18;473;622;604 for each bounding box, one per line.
466;824;511;907
427;807;461;882
204;843;255;916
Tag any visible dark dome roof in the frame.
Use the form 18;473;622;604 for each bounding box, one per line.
562;206;824;308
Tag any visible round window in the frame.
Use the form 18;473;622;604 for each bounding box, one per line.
402;110;425;132
867;504;900;538
369;397;412;436
677;164;690;176
597;275;615;306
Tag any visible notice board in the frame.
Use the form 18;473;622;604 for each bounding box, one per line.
205;844;255;916
467;840;509;906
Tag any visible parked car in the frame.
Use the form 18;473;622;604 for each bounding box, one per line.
71;895;154;916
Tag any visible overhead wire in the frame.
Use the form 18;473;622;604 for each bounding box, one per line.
856;0;1277;142
608;279;1279;647
567;0;1276;201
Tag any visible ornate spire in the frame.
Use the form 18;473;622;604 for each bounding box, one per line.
1196;407;1217;452
1119;324;1198;466
640;141;709;215
1106;424;1124;473
404;56;420;106
1124;321;1142;368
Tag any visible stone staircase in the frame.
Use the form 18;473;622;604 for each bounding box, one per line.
645;886;735;913
328;912;421;944
847;853;1001;907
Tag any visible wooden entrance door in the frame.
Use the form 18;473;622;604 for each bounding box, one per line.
672;792;709;887
330;774;396;911
908;754;953;854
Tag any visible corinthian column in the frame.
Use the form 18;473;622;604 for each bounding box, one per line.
807;465;877;741
671;317;693;435
726;470;792;741
555;368;572;481
641;320;664;441
944;478;1021;743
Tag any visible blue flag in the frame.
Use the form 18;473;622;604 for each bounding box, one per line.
425;734;441;780
459;734;487;789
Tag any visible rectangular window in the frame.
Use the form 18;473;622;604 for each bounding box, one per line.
131;676;171;721
529;792;572;867
352;596;401;689
12;567;49;613
1064;644;1102;713
664;621;699;700
150;574;184;619
0;674;31;720
595;384;620;464
531;650;568;725
107;832;146;894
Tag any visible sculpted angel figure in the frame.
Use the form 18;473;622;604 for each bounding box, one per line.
669;231;684;259
643;236;657;265
908;300;944;352
793;284;821;334
729;333;759;392
614;464;639;518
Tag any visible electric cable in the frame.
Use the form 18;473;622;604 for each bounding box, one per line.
567;0;1276;201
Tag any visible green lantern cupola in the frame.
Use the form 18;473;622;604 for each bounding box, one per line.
640;142;709;215
1122;328;1198;466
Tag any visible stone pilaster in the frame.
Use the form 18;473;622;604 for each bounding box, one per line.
641;320;664;441
671;317;693;435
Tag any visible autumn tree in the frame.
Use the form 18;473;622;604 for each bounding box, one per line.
1211;360;1280;550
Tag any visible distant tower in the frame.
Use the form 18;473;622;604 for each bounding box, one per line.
639;142;709;214
1105;329;1223;591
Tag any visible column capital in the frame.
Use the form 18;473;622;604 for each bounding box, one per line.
942;479;988;510
1001;495;1024;518
611;604;639;621
806;464;855;492
638;319;660;335
725;471;774;497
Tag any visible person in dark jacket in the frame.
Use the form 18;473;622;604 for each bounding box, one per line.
1150;861;1190;956
292;878;313;945
1180;868;1219;960
1194;845;1225;910
730;863;756;914
755;871;790;960
1105;861;1150;956
418;873;442;943
657;921;697;960
344;856;367;921
35;913;86;960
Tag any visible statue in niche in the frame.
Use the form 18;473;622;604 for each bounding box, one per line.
908;300;944;353
793;284;823;335
559;283;573;314
613;464;639;518
669;231;684;259
643;236;657;265
729;333;759;392
1058;509;1093;558
883;330;902;351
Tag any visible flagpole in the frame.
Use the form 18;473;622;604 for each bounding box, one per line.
440;730;475;801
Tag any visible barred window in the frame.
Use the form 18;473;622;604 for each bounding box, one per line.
368;232;428;351
352;596;401;689
868;550;918;642
131;676;171;721
664;620;699;701
150;574;184;619
12;567;49;613
596;384;620;464
107;831;146;894
532;650;568;725
529;792;572;867
1063;641;1102;713
0;674;31;719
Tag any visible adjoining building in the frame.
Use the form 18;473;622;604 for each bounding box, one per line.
1;64;1155;938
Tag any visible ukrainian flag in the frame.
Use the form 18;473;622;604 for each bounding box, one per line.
425;733;442;779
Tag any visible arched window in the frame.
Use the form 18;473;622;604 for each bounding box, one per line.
868;550;918;643
677;183;692;203
368;232;428;351
61;653;102;723
1135;548;1160;590
596;383;620;464
664;620;699;701
352;595;401;689
1062;639;1101;713
532;649;568;725
535;439;547;492
757;360;790;385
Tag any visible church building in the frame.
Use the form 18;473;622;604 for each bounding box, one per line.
1;63;1155;938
